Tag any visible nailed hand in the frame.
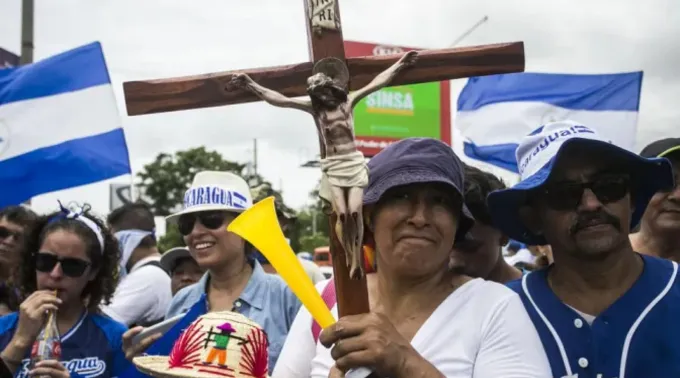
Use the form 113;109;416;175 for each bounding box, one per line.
399;50;419;67
227;73;252;90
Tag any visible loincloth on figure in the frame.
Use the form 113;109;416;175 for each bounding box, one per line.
318;151;368;204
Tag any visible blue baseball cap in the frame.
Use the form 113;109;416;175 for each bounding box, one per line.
364;138;474;241
487;120;674;245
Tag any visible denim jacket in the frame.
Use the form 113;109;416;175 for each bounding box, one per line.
165;260;301;372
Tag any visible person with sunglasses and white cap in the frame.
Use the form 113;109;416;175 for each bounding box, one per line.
489;120;680;378
0;202;130;378
121;171;301;375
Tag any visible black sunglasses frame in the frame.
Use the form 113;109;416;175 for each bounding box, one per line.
35;252;91;278
177;211;230;236
540;175;631;211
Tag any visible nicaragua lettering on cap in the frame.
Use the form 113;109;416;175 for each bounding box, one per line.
520;125;595;174
183;186;247;209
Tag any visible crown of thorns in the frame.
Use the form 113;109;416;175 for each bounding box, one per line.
312;57;349;86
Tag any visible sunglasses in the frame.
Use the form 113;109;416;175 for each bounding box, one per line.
177;211;230;236
540;175;630;211
0;226;21;241
35;253;91;278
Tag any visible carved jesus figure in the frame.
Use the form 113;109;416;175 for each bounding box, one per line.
229;50;418;279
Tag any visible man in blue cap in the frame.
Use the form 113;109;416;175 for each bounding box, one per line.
488;120;680;378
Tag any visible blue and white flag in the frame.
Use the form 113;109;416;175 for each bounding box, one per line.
0;42;131;207
455;72;643;173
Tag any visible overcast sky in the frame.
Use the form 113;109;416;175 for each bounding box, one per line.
1;0;678;218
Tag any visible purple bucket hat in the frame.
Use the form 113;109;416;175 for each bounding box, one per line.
364;138;474;241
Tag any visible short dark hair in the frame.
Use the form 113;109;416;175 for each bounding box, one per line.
19;205;120;312
0;206;38;228
464;164;507;226
106;203;156;248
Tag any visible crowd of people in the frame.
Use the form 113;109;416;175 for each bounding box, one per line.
0;120;678;377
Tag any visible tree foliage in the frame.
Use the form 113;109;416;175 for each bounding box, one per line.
136;147;247;216
158;223;183;253
290;179;330;253
249;179;300;251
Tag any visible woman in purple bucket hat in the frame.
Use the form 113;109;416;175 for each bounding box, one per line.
291;138;552;378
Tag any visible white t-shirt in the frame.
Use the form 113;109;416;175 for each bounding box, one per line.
101;255;172;326
273;278;551;378
273;280;330;378
567;304;596;325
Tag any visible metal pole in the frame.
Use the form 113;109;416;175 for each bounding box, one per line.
312;211;317;235
20;0;34;206
128;170;136;205
449;15;488;48
253;138;258;175
20;0;34;65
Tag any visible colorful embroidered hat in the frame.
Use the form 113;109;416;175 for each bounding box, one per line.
133;312;269;378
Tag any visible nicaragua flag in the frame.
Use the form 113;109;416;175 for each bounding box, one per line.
456;72;643;173
0;42;131;207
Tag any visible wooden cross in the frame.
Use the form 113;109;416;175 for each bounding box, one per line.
123;0;525;319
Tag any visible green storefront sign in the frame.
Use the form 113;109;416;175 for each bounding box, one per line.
353;82;442;139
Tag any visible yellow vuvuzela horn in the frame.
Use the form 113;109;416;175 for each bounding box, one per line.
227;196;336;329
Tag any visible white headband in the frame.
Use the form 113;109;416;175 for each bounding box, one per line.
53;202;105;253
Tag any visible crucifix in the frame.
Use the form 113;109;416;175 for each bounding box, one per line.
123;0;525;319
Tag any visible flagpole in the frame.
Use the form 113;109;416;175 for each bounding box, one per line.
448;16;488;48
21;0;34;207
129;168;135;204
20;0;34;65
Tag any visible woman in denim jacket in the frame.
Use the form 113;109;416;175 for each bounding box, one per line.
122;171;301;375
